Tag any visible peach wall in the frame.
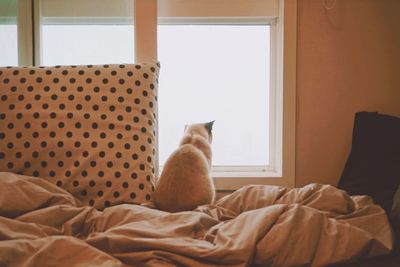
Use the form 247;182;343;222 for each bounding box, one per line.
296;0;400;186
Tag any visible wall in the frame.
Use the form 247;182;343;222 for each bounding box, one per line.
296;0;400;187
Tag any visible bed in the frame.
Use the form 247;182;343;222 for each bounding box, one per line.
0;64;397;266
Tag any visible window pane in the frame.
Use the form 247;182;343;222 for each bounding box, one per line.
41;0;134;66
158;25;270;166
0;0;18;66
41;25;134;66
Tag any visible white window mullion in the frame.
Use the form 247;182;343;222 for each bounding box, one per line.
17;0;33;66
134;0;157;62
33;0;41;66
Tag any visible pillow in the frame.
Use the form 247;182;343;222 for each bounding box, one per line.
0;62;160;209
338;111;400;214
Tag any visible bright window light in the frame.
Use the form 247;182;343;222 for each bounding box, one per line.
0;24;18;66
158;25;270;166
41;25;134;66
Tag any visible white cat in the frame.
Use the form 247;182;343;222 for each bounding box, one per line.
154;121;215;212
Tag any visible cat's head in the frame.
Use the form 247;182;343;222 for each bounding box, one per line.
184;121;215;143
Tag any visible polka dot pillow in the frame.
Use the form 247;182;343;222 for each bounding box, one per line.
0;62;160;209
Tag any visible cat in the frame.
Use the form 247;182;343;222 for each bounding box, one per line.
153;121;216;212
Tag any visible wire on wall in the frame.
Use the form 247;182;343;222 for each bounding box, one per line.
323;0;337;10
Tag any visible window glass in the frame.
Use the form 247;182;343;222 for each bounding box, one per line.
158;25;270;166
0;0;18;66
40;0;134;66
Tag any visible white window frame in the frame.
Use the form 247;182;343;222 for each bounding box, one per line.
157;0;297;190
11;0;296;190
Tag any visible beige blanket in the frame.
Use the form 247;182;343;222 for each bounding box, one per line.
0;172;393;267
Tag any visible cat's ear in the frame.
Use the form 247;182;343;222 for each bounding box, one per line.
184;124;188;132
205;120;215;133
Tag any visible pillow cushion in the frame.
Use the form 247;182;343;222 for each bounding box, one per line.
338;111;400;214
0;62;160;209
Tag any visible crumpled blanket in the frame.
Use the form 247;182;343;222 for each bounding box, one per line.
0;172;393;267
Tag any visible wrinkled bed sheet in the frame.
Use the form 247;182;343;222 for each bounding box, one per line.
0;172;393;267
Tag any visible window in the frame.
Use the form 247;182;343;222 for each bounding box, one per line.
40;0;134;65
4;0;296;189
157;0;297;189
158;24;271;168
0;0;18;66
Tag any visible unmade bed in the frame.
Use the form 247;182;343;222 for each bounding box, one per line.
0;64;396;266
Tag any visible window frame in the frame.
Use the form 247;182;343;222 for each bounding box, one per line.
157;0;297;190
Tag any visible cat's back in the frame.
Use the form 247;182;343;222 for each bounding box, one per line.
154;144;213;212
158;143;209;184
